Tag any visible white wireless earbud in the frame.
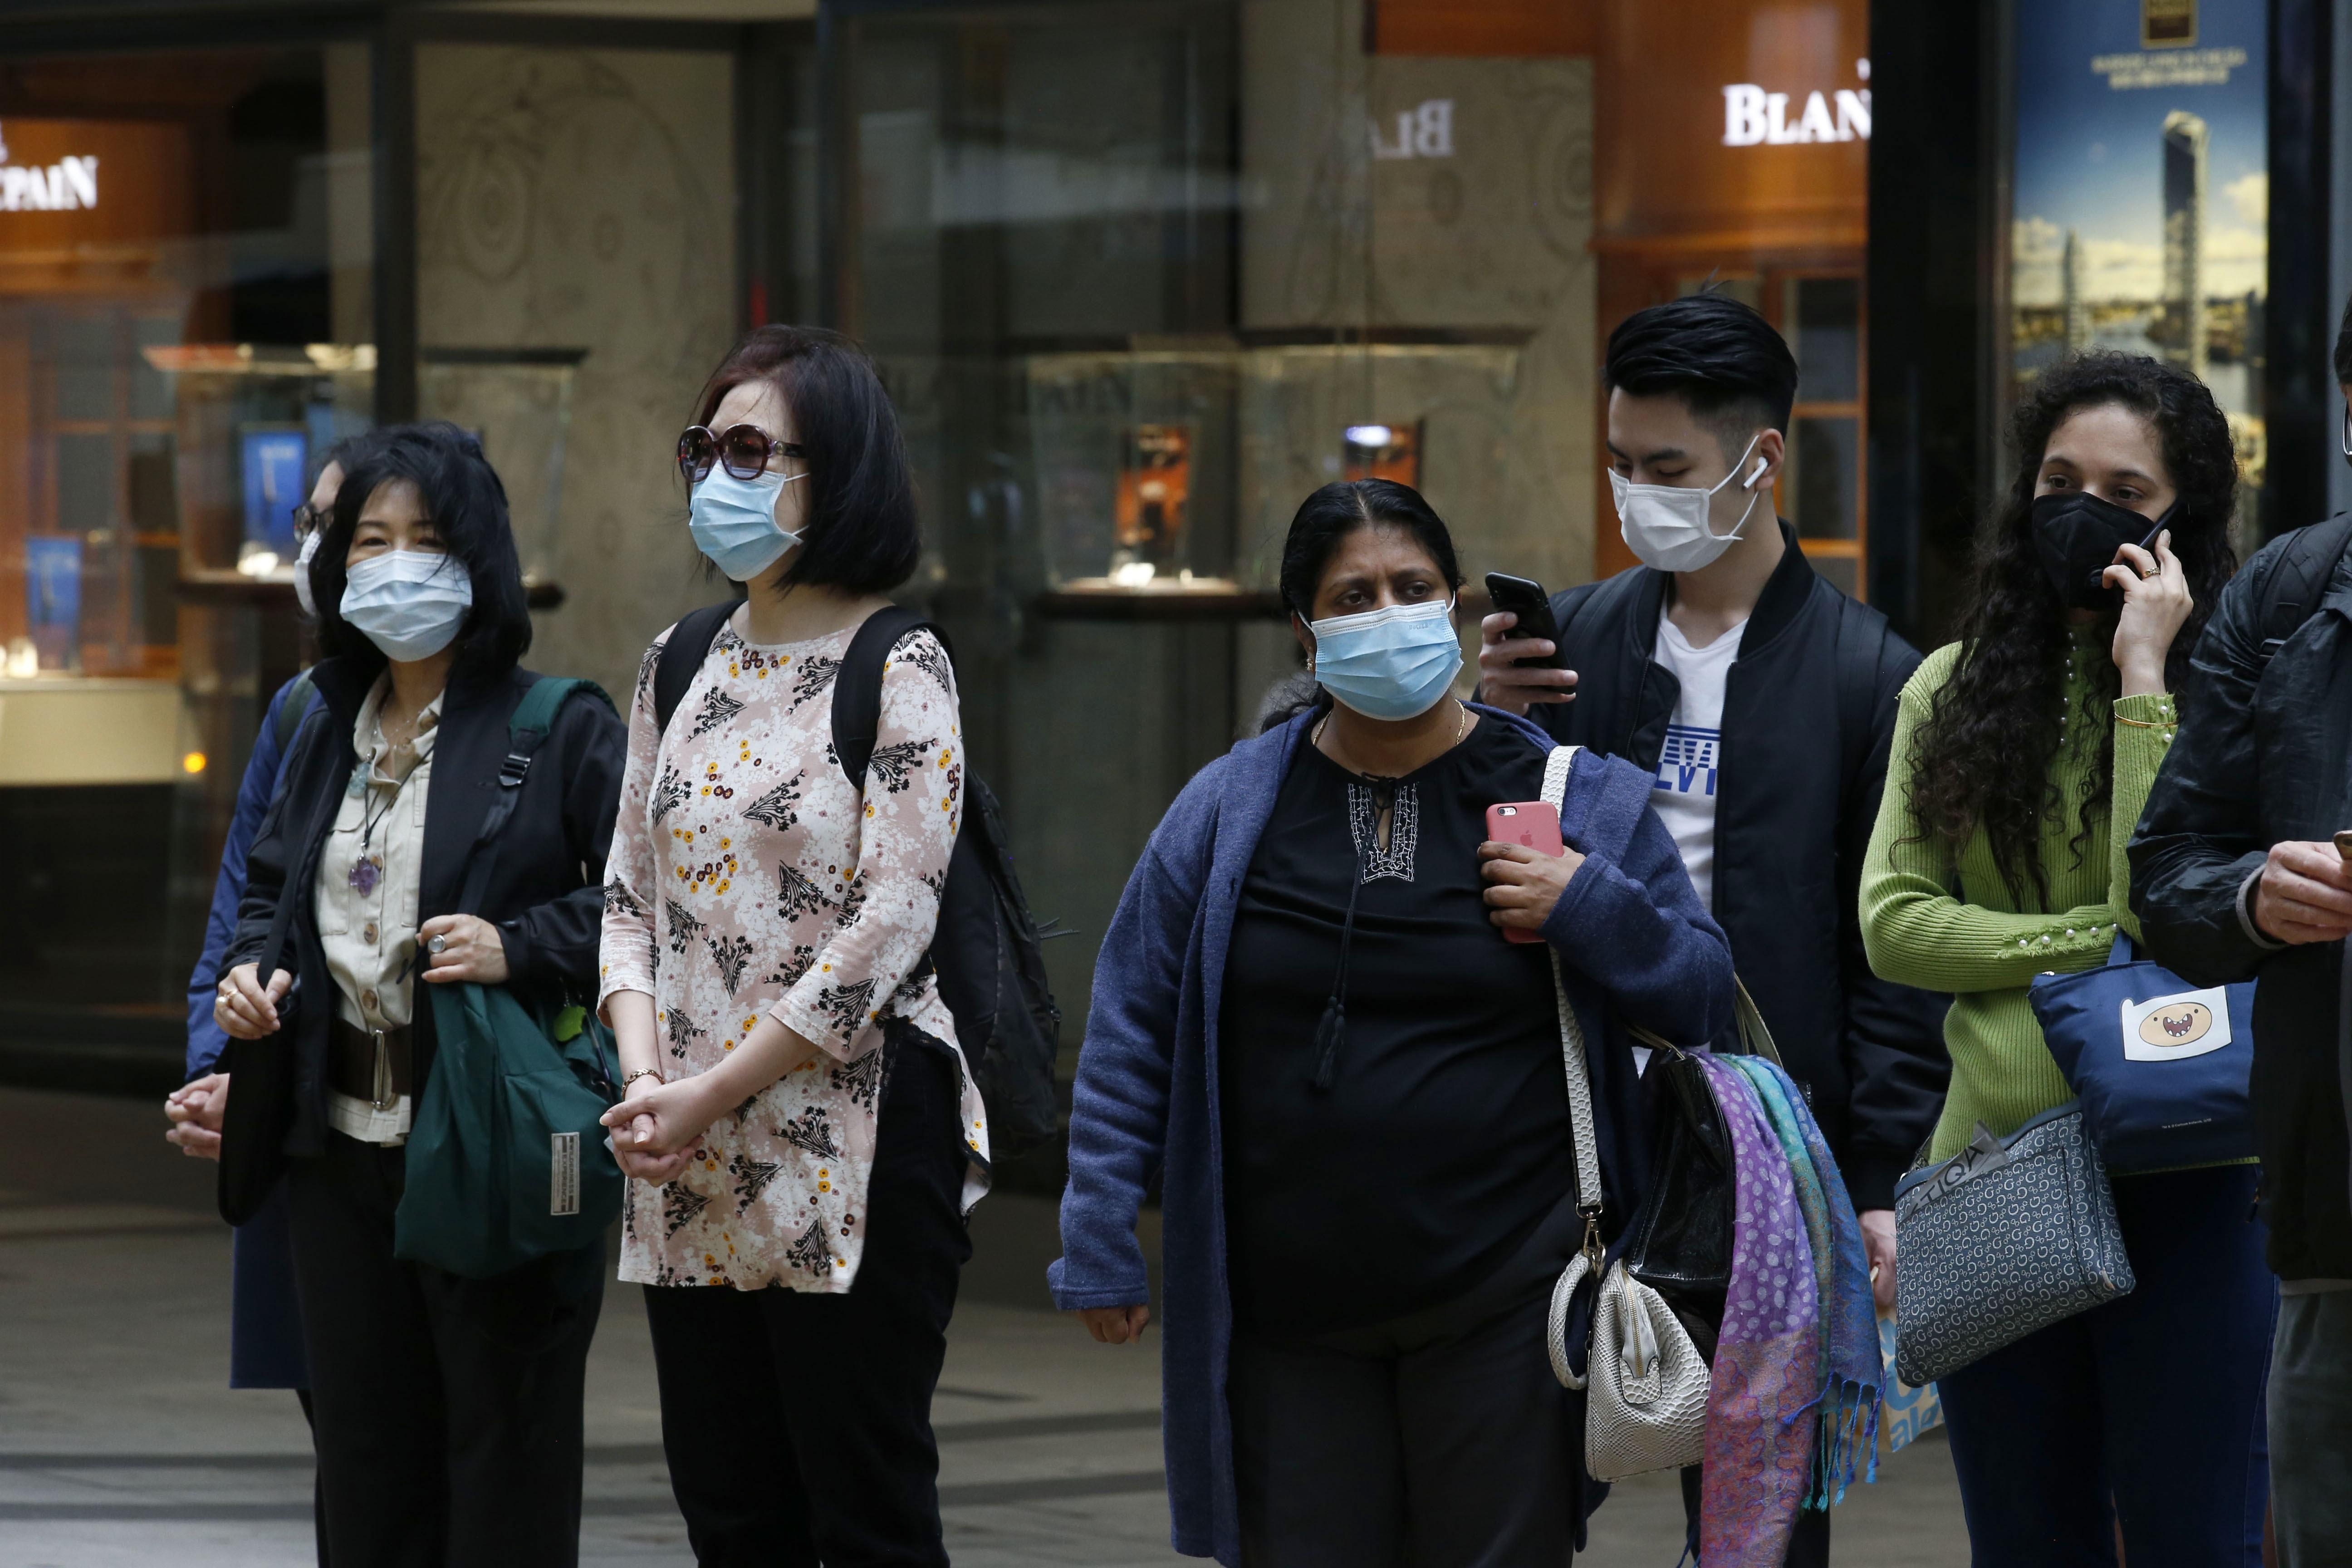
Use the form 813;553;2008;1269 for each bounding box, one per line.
1745;457;1769;490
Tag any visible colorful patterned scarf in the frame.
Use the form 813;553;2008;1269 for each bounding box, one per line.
1731;1054;1884;1507
1694;1054;1818;1567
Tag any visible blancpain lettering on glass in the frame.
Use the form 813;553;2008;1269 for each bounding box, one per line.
0;125;102;212
1369;99;1454;161
1720;85;1872;146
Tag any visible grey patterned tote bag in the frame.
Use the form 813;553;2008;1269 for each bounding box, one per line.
1892;1101;2135;1387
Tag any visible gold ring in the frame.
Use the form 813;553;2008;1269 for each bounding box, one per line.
2141;566;2159;579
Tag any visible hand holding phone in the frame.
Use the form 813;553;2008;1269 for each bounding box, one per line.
1484;799;1569;945
1478;573;1578;716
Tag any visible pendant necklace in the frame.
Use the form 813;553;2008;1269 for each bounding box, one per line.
346;714;407;895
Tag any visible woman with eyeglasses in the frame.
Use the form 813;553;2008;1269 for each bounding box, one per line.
598;325;989;1567
213;422;627;1567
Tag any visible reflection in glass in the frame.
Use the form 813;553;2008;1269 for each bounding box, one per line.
1793;415;1859;539
1792;277;1861;402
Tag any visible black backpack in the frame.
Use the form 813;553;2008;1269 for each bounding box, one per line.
652;603;1064;1153
2254;513;2352;669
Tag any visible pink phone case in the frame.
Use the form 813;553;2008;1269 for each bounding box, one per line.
1486;800;1564;945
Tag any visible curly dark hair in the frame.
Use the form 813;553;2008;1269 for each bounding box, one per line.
1906;352;2238;905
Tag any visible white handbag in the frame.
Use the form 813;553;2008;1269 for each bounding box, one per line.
1535;745;1713;1483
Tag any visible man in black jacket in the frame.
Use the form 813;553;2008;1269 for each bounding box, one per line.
1479;293;1949;1360
2131;344;2352;1554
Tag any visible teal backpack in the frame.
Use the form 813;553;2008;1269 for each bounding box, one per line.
392;676;624;1279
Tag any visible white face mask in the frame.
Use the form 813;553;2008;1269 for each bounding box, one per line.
1610;432;1769;574
292;528;323;618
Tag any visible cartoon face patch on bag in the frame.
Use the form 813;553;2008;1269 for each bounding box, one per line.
2120;987;2234;1063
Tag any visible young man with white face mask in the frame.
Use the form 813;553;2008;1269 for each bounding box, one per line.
1479;292;1949;1565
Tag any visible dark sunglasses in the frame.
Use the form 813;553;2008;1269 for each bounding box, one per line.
678;423;808;485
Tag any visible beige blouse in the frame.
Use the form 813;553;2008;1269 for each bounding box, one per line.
315;674;441;1145
599;611;990;1292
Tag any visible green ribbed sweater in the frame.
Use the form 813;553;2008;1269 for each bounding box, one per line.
1861;626;2180;1163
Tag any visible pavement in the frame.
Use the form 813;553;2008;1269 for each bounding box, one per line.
0;1087;1970;1565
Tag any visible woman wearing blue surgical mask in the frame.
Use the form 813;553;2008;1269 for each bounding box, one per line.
213;421;627;1568
600;326;985;1568
1054;479;1736;1566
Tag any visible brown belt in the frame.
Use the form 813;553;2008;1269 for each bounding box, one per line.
329;1020;414;1108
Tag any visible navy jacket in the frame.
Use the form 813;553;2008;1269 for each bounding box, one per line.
1049;704;1734;1565
1523;527;1950;1208
187;676;319;1077
186;673;320;1391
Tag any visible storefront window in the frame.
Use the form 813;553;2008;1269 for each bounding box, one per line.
0;46;372;1026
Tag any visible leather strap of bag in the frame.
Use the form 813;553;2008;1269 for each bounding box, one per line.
1539;746;1606;1250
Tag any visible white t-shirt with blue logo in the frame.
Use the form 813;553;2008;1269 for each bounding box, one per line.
1648;611;1746;914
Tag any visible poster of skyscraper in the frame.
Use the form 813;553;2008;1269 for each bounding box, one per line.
2010;0;2266;501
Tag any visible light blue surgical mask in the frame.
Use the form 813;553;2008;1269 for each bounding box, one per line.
1308;597;1463;722
339;549;474;662
690;467;806;581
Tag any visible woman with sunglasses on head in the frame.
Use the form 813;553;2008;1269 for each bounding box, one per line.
1053;480;1734;1567
1859;353;2268;1563
598;325;988;1568
213;422;627;1568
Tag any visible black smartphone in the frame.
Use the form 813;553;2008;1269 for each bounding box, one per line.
1485;572;1569;669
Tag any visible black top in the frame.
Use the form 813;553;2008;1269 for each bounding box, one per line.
1529;522;1950;1210
225;659;627;1161
2132;525;2352;1279
1219;715;1572;1333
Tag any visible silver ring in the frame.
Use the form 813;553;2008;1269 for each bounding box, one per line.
427;935;448;954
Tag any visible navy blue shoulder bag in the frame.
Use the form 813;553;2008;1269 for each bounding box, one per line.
2027;936;2257;1173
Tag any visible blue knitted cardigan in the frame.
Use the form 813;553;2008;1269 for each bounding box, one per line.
1049;704;1736;1564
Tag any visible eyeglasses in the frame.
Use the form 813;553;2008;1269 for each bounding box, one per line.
678;423;807;485
291;502;324;542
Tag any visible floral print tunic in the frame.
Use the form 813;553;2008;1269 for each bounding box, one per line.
599;611;989;1291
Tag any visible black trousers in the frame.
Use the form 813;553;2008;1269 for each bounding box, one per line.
641;1035;972;1568
285;1131;604;1568
1229;1199;1587;1568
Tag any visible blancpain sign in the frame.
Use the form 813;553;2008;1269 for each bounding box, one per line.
0;125;102;212
1721;60;1873;147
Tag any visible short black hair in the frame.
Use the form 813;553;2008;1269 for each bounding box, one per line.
689;325;922;596
310;430;378;491
309;421;533;680
1604;292;1800;460
1278;479;1464;619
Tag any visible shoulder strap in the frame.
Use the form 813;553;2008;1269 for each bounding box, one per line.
832;605;945;786
1538;745;1606;1225
456;677;612;916
2256;514;2352;667
274;671;317;756
655;602;738;734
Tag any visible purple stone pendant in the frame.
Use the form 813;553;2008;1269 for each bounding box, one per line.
348;857;380;896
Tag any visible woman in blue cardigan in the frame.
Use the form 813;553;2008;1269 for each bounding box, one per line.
1052;480;1735;1567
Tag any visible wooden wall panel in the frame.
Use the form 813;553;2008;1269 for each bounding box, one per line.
1372;0;1595;57
1594;0;1868;255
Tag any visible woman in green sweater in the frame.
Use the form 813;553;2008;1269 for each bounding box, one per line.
1862;352;2269;1565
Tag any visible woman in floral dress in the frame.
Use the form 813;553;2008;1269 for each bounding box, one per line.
599;326;989;1567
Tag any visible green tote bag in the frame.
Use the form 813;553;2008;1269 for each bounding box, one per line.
392;677;624;1279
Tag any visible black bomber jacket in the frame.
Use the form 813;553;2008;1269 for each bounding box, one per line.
1509;524;1951;1210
